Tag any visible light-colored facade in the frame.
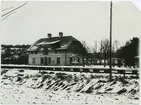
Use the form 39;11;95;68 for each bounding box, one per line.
28;52;83;66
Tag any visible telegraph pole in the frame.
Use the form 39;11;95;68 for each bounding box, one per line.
109;1;112;80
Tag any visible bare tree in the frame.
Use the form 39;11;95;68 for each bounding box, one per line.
81;41;91;53
112;40;119;53
99;39;110;66
92;41;97;53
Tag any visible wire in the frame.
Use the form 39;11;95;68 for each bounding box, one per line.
2;6;14;12
2;2;28;17
1;12;16;21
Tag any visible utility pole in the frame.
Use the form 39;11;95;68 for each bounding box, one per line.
109;1;112;80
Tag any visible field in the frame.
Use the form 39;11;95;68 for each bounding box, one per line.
0;68;139;104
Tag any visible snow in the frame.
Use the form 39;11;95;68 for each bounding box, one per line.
0;68;139;104
37;40;61;45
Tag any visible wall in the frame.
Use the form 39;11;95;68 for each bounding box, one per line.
41;52;66;65
29;52;83;66
28;53;43;65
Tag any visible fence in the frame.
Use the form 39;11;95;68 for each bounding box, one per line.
1;64;139;77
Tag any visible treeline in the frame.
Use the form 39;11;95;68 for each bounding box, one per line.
1;44;31;64
1;44;30;48
81;37;139;67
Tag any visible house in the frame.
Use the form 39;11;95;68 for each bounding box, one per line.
27;32;85;66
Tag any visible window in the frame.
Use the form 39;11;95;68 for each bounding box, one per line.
70;57;72;64
48;57;51;64
57;57;60;64
44;47;48;55
78;58;80;62
41;58;43;64
45;57;47;65
32;58;36;64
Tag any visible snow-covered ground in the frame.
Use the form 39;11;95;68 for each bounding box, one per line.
0;68;139;104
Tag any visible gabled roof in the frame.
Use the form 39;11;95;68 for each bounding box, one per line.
27;36;79;52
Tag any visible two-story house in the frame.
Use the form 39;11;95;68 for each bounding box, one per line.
27;32;85;66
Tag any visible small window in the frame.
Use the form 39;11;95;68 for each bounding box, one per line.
32;58;36;64
78;58;80;62
70;57;72;64
45;57;47;65
41;58;43;64
48;57;51;64
57;57;60;64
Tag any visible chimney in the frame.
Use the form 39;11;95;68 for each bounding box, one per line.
59;32;63;37
47;33;52;38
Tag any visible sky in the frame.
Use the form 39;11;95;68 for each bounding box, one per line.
1;1;141;49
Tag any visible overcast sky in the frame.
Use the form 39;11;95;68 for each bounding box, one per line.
1;1;141;48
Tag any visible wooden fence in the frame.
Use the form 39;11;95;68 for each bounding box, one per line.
1;64;139;77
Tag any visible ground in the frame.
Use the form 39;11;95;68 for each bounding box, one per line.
0;68;139;104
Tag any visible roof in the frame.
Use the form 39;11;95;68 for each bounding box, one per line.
27;36;79;52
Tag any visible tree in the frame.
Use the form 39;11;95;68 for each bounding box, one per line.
92;41;97;53
81;41;90;54
98;39;118;66
1;44;30;64
99;39;110;66
80;41;90;66
116;37;139;67
113;40;119;53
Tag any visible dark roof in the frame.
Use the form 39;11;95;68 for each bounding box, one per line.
27;36;79;52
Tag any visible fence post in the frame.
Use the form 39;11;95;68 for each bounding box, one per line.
123;70;125;78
